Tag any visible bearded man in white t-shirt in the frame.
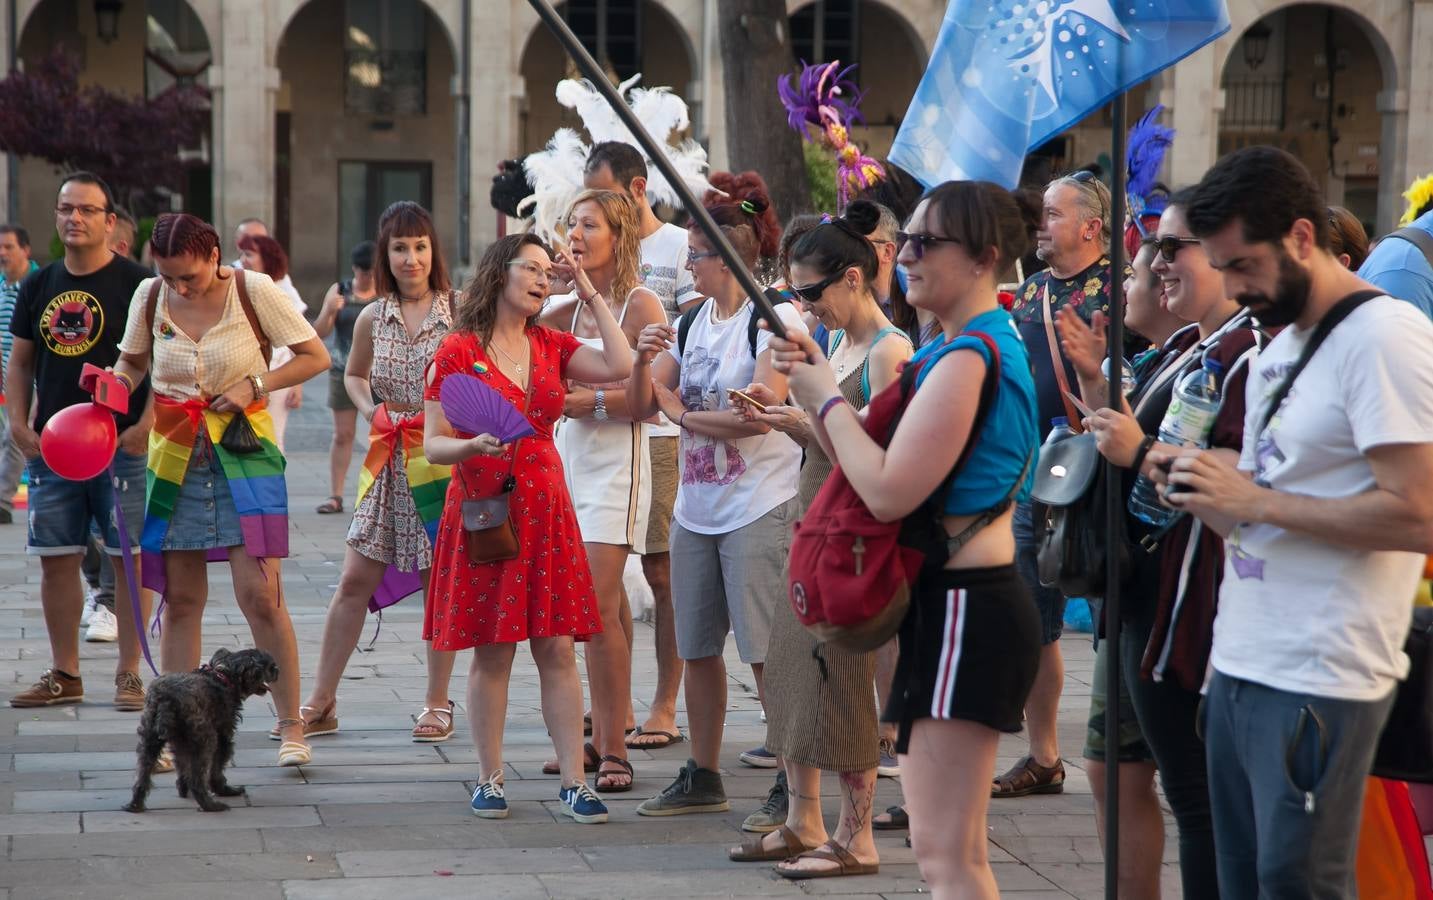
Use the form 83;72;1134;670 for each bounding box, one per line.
1151;146;1433;900
583;141;703;751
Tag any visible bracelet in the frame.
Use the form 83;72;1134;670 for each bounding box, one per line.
112;370;134;391
678;410;689;430
816;396;846;422
247;373;268;401
593;388;609;421
1129;434;1157;473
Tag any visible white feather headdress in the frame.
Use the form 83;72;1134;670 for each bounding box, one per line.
519;75;711;243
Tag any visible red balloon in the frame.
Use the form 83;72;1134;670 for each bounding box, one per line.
40;402;118;481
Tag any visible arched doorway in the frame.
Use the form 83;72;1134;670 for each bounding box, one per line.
275;0;458;306
14;0;213;257
518;1;697;155
786;0;925;160
1218;4;1390;234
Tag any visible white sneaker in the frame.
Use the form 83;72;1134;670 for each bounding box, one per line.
85;606;118;642
80;592;99;626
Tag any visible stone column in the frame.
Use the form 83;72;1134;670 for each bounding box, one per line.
1164;44;1223;189
468;2;517;252
1403;0;1433;215
209;4;278;240
1377;89;1410;235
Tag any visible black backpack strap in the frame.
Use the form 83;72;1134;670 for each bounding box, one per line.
1255;289;1382;437
1388;227;1433;269
676;304;701;358
748;287;791;357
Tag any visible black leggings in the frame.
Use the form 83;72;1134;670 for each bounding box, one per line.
1120;612;1220;900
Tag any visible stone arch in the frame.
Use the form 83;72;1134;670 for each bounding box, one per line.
1213;0;1402;94
271;0;461;64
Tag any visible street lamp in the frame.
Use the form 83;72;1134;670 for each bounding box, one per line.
1242;21;1272;70
94;0;123;43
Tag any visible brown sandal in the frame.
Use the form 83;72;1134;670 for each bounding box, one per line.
595;755;634;793
991;754;1066;797
729;824;812;862
542;742;600;775
776;841;879;879
316;495;344;514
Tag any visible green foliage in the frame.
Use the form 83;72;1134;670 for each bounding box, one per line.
804;143;838;215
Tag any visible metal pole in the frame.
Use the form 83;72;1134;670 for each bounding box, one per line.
523;0;788;338
1103;88;1128;900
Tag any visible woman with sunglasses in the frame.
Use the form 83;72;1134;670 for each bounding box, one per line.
1056;191;1259;900
539;190;666;793
727;200;912;878
424;233;632;825
767;181;1041;898
627;174;808;821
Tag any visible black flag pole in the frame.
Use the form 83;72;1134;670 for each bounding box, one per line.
524;0;788;339
1103;88;1129;900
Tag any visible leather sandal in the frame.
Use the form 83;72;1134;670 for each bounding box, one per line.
729;824;812;862
316;495;343;514
991;754;1066;797
412;701;455;743
269;705;338;740
542;742;600;775
776;841;880;879
594;755;634;793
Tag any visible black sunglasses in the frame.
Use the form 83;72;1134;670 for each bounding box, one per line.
789;271;844;304
1156;235;1201;262
896;231;961;260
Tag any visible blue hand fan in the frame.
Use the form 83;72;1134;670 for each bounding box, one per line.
439;374;535;443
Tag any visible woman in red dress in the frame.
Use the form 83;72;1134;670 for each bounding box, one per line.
423;233;633;824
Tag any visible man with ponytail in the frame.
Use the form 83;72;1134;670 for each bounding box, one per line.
7;173;155;711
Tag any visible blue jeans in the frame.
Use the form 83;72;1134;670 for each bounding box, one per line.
1203;671;1395;900
1012;500;1066;644
26;450;147;556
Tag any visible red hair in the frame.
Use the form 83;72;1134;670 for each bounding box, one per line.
699;171;781;265
238;234;289;281
150;213;220;261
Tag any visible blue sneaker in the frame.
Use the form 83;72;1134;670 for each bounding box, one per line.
559;782;609;824
470;771;508;819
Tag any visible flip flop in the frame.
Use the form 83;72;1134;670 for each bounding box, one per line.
594;755;634;793
729;824;812;862
542;742;600;775
873;804;908;830
624;727;686;750
775;841;880;880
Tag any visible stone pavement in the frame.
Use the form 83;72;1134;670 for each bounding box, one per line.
0;387;1184;898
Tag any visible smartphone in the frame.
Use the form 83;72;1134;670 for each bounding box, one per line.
1064;390;1095;419
727;388;768;412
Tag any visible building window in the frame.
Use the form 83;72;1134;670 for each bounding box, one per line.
1220;76;1285;132
345;0;427;116
563;0;643;81
338;162;433;278
145;0;211;99
790;0;861;78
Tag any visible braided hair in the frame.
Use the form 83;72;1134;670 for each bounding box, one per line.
150;213;221;261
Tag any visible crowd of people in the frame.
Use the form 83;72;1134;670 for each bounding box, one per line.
6;135;1433;899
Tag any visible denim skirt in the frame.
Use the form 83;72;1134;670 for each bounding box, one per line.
161;441;244;551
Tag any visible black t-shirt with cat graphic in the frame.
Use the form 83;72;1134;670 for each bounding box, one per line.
9;253;152;432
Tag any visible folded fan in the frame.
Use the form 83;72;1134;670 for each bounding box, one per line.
440;374;535;443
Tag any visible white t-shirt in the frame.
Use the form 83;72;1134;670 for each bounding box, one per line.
1214;297;1433;701
667;298;806;534
642;222;702;437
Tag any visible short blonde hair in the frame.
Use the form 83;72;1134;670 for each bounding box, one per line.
1050;174;1112;249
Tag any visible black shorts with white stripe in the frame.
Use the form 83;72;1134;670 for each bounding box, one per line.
883;564;1042;754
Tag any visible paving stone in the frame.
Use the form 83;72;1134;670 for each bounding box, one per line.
336;846;588;877
281;874;548;900
258;823;507;854
10;828;265;860
537;868;809;898
0;814;79;836
83;806;322;833
11;882;284;900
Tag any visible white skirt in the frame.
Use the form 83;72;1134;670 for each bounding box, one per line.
556;416;650;554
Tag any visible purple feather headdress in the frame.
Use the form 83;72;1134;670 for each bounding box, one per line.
778;60;884;211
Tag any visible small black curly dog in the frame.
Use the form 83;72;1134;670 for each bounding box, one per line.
124;648;280;813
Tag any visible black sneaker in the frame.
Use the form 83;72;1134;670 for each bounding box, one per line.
741;769;789;833
635;759;730;816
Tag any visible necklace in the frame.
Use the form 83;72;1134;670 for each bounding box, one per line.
490;338;528;374
711;299;750;324
397;290;430;304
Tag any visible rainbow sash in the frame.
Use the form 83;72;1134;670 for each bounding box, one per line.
142;395;289;595
358;406;450;610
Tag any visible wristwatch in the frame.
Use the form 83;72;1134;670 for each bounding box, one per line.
593;388;609;421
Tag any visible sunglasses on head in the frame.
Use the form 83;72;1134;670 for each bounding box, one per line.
1156;235;1201;262
789;271;844;303
895;231;961;260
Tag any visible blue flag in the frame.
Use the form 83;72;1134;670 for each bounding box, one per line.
888;0;1229;189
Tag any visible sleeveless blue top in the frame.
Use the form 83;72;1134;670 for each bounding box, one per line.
911;308;1039;514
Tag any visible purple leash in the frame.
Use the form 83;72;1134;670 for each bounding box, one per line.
110;462;159;677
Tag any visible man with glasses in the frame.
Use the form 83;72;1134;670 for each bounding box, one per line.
996;171;1126;799
6;172;154;712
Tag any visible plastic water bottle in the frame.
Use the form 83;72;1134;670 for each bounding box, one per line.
1127;358;1225;526
1044;416;1077;447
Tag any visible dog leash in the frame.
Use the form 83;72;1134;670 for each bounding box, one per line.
111;461;159;677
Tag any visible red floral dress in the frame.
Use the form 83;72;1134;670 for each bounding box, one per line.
423;328;600;649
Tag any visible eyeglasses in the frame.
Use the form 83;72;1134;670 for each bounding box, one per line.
687;248;721;265
896;231;961;260
788;272;843;304
507;260;552;281
55;204;110;218
1155;235;1201;262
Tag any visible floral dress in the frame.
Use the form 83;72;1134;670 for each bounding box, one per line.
423;327;601;650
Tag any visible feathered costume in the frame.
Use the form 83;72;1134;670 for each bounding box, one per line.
1401;172;1433;226
1124;105;1175;259
778;60;884;212
519;75;711;243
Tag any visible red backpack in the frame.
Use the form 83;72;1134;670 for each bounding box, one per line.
787;331;1014;651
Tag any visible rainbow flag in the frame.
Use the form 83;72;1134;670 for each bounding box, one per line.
142;395;289;594
358;406;450;611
